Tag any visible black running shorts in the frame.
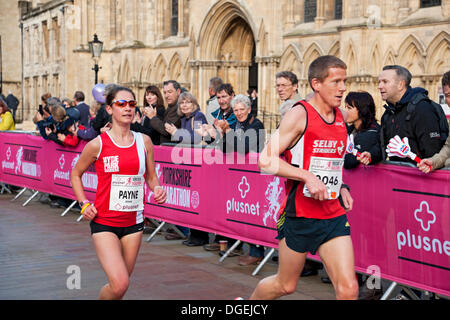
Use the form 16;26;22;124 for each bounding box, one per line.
276;213;350;255
90;221;144;239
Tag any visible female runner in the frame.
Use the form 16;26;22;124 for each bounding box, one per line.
71;85;166;299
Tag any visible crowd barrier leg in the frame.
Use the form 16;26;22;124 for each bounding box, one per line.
0;183;12;194
171;224;187;238
61;200;77;217
22;190;40;207
76;214;83;222
251;248;276;276
380;281;424;300
219;240;241;263
12;187;28;201
146;221;166;242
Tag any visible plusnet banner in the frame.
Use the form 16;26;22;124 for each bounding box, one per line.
1;132;449;296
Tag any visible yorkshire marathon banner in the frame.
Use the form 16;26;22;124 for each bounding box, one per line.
0;131;449;297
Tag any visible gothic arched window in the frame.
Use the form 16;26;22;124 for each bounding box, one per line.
171;0;178;36
304;0;317;23
420;0;441;8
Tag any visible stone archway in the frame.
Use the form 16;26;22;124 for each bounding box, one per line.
194;0;257;106
216;17;255;94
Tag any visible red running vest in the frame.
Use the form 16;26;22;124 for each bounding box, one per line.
93;131;146;227
279;100;347;219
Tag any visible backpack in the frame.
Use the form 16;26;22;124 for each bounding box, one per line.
406;92;449;142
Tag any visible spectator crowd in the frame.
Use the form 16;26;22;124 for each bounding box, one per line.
1;62;449;300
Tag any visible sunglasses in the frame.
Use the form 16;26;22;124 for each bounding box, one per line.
112;99;137;108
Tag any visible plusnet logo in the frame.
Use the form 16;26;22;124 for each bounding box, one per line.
2;146;14;170
54;154;70;180
227;176;260;217
397;201;449;256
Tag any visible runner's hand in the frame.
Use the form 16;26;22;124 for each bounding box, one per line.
340;187;353;211
153;186;166;204
304;172;329;201
82;205;98;221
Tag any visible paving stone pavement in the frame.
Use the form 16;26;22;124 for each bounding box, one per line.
0;191;336;300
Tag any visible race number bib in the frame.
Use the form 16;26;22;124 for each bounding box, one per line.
109;174;144;211
303;157;343;200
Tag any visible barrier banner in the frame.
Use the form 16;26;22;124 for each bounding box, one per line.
144;146;284;248
0;132;96;202
1;132;449;296
0;133;47;192
344;164;450;297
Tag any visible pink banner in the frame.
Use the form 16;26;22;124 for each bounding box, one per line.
144;146;283;248
1;132;449;296
344;164;450;297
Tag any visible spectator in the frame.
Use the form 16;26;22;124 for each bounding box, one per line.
216;94;265;155
276;71;302;102
35;96;62;139
146;80;182;145
250;88;258;117
5;91;19;121
165;92;208;145
73;91;90;127
33;93;52;124
418;70;450;173
211;83;237;129
45;105;81;147
131;85;165;145
197;94;266;257
379;65;445;163
91;84;116;134
145;80;187;239
62;97;75;109
206;77;223;124
164;91;209;246
226;94;266;265
76;102;102;141
343;91;382;169
0;97;16;130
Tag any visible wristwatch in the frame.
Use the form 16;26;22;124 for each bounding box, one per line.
79;200;90;208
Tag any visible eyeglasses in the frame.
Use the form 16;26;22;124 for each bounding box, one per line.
275;83;292;89
112;100;137;108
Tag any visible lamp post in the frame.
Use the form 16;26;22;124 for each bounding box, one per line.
88;34;103;84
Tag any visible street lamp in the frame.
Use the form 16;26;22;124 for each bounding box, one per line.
88;34;103;84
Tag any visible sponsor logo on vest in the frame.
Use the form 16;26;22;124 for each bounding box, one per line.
103;155;119;173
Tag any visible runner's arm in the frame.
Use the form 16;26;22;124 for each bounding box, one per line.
71;138;100;203
143;135;166;204
258;106;329;200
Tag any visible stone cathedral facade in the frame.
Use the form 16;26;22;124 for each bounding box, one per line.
18;0;450;125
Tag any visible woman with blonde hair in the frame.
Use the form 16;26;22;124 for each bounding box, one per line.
0;98;16;130
165;91;208;145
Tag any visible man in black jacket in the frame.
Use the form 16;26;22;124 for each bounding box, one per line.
146;80;182;145
378;65;444;163
73;91;90;127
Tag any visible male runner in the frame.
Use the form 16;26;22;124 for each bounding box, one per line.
250;55;358;300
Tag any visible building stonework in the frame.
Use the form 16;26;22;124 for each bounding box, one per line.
18;0;450;126
0;0;22;110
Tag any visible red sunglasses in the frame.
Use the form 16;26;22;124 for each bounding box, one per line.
112;99;137;108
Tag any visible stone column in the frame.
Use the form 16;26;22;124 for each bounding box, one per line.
315;0;326;28
178;0;185;37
